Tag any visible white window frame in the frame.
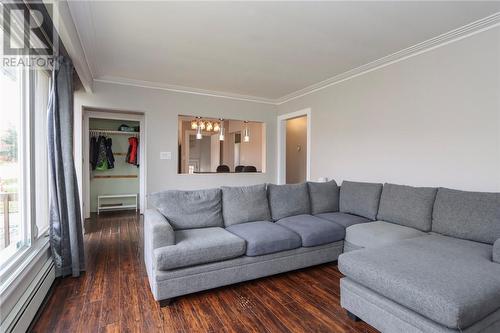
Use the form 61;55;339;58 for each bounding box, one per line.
0;65;32;277
0;68;51;284
0;58;51;297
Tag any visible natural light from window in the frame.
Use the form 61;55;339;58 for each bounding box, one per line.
0;64;24;268
0;54;50;275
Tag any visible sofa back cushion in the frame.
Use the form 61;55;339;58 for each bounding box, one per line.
339;181;383;220
221;184;271;226
432;188;500;244
377;183;437;231
307;180;339;215
149;188;223;230
268;183;310;221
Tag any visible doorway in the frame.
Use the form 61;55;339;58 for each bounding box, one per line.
286;116;308;184
277;108;311;184
82;110;146;220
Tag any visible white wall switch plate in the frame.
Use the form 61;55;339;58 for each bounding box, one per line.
160;152;172;160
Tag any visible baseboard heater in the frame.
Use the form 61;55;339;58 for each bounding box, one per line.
2;259;55;333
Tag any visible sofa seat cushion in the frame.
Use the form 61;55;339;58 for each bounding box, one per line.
315;212;370;228
338;235;500;329
154;227;246;270
226;221;301;256
345;221;425;249
276;214;345;247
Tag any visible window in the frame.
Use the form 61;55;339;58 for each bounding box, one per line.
0;59;51;275
0;62;27;267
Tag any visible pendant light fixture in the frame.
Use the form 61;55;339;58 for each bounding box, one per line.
196;123;202;139
243;121;250;142
218;119;225;141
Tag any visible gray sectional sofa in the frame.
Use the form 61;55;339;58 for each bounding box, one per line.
144;180;500;333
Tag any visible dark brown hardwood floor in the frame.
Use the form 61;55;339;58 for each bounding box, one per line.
31;211;378;333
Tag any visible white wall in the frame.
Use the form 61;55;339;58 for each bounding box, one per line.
75;81;277;212
278;27;500;192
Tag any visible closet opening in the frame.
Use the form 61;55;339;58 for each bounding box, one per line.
82;109;146;221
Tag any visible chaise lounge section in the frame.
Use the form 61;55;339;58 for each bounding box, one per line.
339;186;500;333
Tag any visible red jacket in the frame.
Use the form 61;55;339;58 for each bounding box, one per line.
126;137;139;166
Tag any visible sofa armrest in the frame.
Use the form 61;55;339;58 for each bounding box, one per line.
144;209;175;250
144;209;175;287
494;239;500;264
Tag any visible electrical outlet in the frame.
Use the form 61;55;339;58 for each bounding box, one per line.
160;152;172;160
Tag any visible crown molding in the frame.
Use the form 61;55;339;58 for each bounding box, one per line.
275;12;500;105
93;76;278;105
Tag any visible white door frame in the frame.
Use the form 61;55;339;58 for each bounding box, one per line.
277;108;311;184
82;109;146;219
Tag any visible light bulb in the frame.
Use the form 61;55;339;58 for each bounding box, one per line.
191;120;198;129
219;127;225;141
199;121;205;130
213;122;220;132
206;121;213;131
243;122;250;142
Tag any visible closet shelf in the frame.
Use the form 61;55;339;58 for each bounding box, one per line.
90;129;140;137
93;175;138;179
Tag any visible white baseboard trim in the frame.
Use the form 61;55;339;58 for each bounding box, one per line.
1;259;55;333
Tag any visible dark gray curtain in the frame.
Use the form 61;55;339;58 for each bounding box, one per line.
48;56;85;277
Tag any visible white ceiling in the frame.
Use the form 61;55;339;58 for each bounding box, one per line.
68;1;500;102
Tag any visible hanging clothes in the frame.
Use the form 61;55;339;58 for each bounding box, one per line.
89;136;98;170
95;135;109;171
126;137;139;166
105;137;115;169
